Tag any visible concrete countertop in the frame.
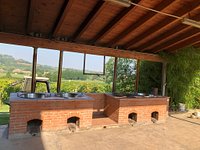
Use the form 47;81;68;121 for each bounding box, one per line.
105;93;169;100
9;93;94;102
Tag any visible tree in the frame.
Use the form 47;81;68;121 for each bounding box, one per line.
138;61;162;94
106;57;136;93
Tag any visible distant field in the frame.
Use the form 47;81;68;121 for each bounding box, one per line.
0;73;25;78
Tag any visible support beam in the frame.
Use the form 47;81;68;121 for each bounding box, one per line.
0;32;164;62
135;59;140;92
92;0;140;43
124;1;200;49
57;51;63;93
26;0;36;34
108;0;174;47
152;28;200;53
31;47;37;93
161;62;167;96
112;57;118;93
71;1;106;41
52;0;73;37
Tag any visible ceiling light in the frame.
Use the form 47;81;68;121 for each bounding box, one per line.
104;0;131;7
182;18;200;29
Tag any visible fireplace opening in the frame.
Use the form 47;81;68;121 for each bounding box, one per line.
27;119;42;136
67;116;80;132
128;112;137;125
151;111;159;123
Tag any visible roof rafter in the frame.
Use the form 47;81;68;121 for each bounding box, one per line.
70;1;106;41
92;0;140;43
194;41;200;47
134;11;200;52
107;0;174;47
162;33;200;53
125;1;200;49
52;0;73;37
151;28;200;53
26;0;36;34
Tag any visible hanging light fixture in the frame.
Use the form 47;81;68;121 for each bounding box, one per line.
104;0;131;7
105;0;200;29
182;18;200;29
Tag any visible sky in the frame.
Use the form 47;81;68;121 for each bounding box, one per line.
0;43;109;72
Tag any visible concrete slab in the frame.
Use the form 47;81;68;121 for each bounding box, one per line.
1;114;200;150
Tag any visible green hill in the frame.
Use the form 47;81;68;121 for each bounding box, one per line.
0;54;98;81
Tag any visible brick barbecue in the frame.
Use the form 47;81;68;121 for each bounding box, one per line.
9;93;169;138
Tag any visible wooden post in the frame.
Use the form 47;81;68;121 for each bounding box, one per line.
135;59;140;92
161;62;167;96
57;51;63;93
112;57;118;93
31;47;38;93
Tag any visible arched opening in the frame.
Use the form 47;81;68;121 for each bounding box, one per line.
67;116;80;132
128;112;137;125
27;119;42;136
151;111;159;123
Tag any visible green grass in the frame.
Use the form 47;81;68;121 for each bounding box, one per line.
0;104;10;125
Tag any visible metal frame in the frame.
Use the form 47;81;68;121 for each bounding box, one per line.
83;53;106;75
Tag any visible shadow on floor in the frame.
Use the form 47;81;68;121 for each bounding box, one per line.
169;115;200;126
0;125;45;150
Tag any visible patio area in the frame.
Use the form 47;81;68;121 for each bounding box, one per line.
1;113;200;150
0;0;200;149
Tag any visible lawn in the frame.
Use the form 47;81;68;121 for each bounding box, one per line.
0;104;10;125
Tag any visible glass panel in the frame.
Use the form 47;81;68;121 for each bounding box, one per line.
83;54;105;75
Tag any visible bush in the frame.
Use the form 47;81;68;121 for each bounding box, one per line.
161;46;200;109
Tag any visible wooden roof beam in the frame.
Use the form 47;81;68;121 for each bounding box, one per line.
108;0;174;47
52;0;73;37
134;11;200;52
70;1;106;41
26;0;36;34
152;30;200;53
162;33;200;53
92;0;140;43
125;1;200;49
0;32;164;62
193;41;200;47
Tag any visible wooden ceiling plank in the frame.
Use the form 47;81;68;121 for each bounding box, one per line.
162;33;200;53
193;41;200;47
52;0;73;37
108;0;174;47
136;12;200;51
26;0;36;34
0;32;164;62
152;30;200;53
125;1;200;49
70;1;106;41
92;0;140;43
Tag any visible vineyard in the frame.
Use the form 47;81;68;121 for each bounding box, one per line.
0;78;112;103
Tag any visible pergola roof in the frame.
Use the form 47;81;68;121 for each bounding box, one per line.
0;0;200;55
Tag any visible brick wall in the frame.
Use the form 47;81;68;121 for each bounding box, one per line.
9;100;94;136
104;95;120;122
86;93;105;112
105;94;169;124
9;93;169;138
